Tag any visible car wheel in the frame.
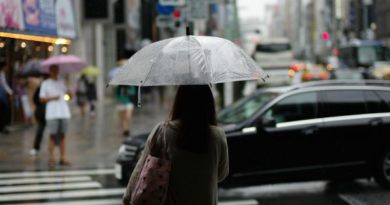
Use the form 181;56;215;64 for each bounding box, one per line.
374;148;390;189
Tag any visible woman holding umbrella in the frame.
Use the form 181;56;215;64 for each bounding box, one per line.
112;31;267;205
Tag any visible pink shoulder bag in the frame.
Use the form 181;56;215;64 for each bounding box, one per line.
130;123;171;205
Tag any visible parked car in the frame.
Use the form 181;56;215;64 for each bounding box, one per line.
115;80;390;189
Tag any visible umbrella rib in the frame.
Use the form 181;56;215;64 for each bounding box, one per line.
142;46;166;86
193;37;212;81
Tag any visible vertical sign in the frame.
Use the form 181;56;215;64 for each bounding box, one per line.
56;0;76;38
189;0;209;20
335;0;343;19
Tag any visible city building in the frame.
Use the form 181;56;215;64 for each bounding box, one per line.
375;0;390;43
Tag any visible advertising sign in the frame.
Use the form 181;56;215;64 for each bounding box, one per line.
156;3;174;15
159;0;185;6
22;0;57;36
0;0;24;30
56;0;76;38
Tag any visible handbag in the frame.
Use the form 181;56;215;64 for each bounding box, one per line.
130;123;171;205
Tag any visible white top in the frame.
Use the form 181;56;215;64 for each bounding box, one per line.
0;71;13;95
39;79;71;120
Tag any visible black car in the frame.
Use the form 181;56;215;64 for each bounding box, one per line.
115;80;390;189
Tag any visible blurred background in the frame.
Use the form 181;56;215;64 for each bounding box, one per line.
0;0;390;205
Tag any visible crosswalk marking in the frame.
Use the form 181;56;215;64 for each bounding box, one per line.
2;199;123;205
0;188;125;202
219;199;258;205
0;176;92;186
0;169;115;179
0;181;102;194
5;199;258;205
0;169;259;205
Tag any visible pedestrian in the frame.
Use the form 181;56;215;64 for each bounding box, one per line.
39;65;71;166
115;85;136;137
29;76;47;156
75;74;88;117
85;76;97;116
0;62;13;135
122;85;229;205
75;74;97;117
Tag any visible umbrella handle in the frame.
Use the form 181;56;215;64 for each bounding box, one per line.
137;85;142;108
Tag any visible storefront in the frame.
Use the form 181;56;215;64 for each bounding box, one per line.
0;0;76;125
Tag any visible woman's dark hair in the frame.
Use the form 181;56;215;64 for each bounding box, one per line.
170;85;217;154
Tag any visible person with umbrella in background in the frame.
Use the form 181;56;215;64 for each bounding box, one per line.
75;74;89;117
38;54;86;166
29;74;48;156
39;65;71;166
79;66;99;116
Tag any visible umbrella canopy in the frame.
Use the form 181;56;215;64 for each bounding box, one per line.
40;55;87;73
108;67;121;79
18;59;47;78
81;66;100;76
109;35;267;86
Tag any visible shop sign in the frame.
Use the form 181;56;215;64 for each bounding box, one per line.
156;15;174;28
159;0;185;6
0;0;24;30
22;0;57;36
56;0;76;39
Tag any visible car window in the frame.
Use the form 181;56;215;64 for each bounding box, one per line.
364;91;390;113
218;92;278;125
323;90;367;117
376;90;390;109
263;92;318;124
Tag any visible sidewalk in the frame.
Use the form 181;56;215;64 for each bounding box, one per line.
0;98;168;172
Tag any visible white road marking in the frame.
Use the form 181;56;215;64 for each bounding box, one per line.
0;181;102;194
0;169;115;179
0;176;92;185
219;199;258;205
0;188;125;202
2;199;123;205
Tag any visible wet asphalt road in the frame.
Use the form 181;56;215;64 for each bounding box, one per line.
0;98;389;204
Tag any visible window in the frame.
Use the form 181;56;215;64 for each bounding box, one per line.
376;91;390;109
364;91;390;113
358;46;386;65
263;92;318;124
256;44;291;53
218;92;278;125
323;90;366;117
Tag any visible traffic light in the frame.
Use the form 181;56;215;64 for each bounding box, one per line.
173;8;181;28
321;32;330;40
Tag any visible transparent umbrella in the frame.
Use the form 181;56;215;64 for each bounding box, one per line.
109;35;267;86
109;35;268;106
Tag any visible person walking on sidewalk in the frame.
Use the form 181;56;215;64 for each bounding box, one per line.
115;85;136;137
75;74;88;117
0;62;13;135
123;85;229;205
39;65;71;166
29;76;47;156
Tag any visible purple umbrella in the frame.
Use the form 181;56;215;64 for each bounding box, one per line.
41;55;87;73
18;59;48;78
